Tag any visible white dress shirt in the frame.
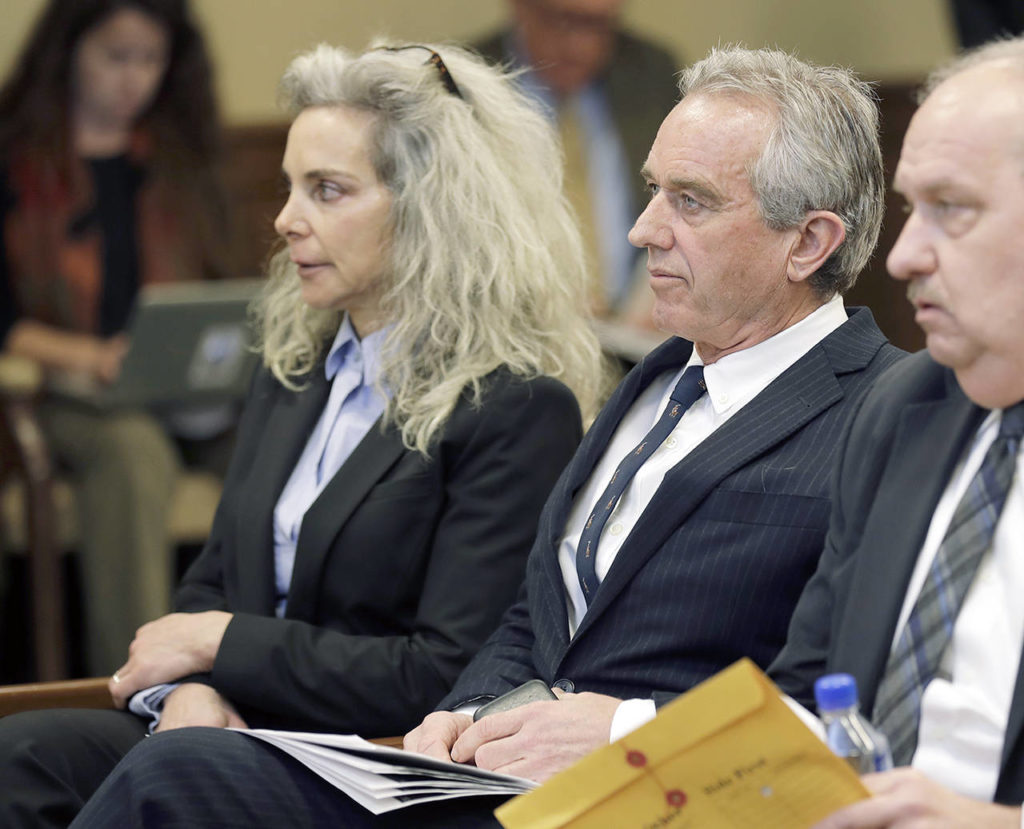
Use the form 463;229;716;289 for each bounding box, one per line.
897;408;1024;803
552;296;849;740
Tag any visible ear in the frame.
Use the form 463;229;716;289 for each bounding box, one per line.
786;210;846;284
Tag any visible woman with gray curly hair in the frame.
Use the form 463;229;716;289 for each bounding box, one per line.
0;42;605;829
260;41;604;448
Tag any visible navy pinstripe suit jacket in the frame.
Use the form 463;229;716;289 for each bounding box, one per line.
441;306;905;709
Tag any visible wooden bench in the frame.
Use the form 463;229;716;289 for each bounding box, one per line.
0;676;404;749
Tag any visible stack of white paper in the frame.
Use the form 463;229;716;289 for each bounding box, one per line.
237;729;536;815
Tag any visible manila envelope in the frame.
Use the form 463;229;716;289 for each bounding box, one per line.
495;658;869;829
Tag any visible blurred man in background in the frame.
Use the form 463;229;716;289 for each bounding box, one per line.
474;0;678;318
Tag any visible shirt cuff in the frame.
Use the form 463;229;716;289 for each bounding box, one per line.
610;698;657;743
609;695;822;747
127;683;179;732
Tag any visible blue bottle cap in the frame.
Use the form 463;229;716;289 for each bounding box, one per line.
814;673;859;711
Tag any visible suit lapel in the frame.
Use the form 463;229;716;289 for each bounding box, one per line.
568;308;888;643
534;339;694;628
562;338;695;500
284;419;407;622
232;371;331;615
572;344;845;639
839;388;984;713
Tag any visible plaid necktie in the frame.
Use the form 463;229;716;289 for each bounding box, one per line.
873;401;1024;765
575;365;706;605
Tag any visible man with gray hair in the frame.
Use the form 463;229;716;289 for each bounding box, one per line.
70;46;903;827
771;35;1024;829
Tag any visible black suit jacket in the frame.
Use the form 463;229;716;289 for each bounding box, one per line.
770;350;1024;805
173;364;582;737
441;307;904;709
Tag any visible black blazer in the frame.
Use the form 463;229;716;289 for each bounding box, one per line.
442;308;904;709
770;350;1024;805
173;363;582;737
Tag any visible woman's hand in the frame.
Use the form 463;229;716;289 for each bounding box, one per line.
110;611;233;707
155;683;249;732
3;320;128;382
90;334;129;384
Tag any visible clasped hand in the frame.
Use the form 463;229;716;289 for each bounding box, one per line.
155;683;248;733
109;610;233;707
404;689;621;783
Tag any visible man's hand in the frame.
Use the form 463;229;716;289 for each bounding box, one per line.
110;611;233;707
811;768;1022;828
403;711;474;762
155;683;248;733
450;691;621;783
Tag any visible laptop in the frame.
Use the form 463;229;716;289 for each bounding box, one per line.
49;278;264;409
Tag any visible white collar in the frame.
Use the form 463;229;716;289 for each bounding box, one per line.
684;296;848;415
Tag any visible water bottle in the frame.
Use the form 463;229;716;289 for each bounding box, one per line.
814;673;893;774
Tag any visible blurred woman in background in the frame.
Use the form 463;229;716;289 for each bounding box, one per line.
0;0;229;674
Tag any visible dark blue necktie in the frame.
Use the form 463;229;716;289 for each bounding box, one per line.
575;365;706;605
873;402;1024;764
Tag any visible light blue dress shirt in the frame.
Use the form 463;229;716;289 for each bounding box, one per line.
272;315;390;616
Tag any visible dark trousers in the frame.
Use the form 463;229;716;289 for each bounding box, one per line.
71;726;506;828
0;708;149;828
